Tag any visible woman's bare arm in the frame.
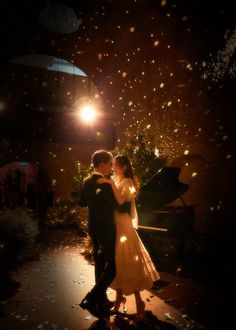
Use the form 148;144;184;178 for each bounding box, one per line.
97;178;126;205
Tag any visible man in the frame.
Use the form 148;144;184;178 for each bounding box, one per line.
78;150;117;319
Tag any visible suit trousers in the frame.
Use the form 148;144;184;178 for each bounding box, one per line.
90;234;116;303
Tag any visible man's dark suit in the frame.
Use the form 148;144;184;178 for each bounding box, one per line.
79;173;117;309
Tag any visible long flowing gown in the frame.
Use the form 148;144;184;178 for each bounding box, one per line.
110;178;160;295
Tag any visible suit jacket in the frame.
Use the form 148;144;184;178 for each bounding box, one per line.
78;173;117;241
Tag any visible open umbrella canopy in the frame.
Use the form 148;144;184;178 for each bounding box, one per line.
9;54;87;76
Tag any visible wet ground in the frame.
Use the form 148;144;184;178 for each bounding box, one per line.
0;228;234;330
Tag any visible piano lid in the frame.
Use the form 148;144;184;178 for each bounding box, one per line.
137;167;189;210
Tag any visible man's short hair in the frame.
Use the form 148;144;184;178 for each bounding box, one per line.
92;150;112;168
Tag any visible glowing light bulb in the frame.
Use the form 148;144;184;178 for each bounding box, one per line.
79;105;97;123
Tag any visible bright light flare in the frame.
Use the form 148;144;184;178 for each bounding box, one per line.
79;105;97;123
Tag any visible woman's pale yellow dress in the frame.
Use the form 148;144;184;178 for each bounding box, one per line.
110;178;160;295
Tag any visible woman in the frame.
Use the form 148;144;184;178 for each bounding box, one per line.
97;155;160;317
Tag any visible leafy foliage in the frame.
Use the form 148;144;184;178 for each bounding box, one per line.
72;161;93;198
0;208;38;248
113;132;167;187
44;198;88;235
0;208;39;262
44;162;92;235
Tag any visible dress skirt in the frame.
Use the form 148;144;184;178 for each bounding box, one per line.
110;210;160;295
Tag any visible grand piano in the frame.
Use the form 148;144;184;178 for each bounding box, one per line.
136;166;195;270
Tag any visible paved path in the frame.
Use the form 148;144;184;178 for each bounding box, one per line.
0;236;207;330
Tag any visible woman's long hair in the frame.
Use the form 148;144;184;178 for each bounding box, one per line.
114;155;139;192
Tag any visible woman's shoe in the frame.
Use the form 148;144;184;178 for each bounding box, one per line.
113;296;127;313
136;299;145;318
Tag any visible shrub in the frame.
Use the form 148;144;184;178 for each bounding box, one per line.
0;208;39;263
0;208;39;291
44;198;88;236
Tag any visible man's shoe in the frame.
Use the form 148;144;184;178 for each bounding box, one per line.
79;296;100;318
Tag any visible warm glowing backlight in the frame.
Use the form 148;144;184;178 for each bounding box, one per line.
79;105;97;122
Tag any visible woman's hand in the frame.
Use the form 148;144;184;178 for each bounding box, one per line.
97;177;124;205
97;178;112;184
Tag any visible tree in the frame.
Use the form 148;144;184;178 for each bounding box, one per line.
113;132;167;188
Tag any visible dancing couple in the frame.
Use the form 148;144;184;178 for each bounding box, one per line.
78;150;160;321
